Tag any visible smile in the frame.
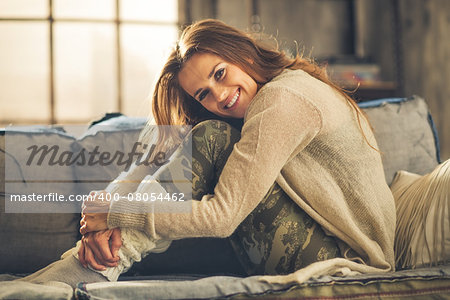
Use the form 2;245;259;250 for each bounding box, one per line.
225;89;239;109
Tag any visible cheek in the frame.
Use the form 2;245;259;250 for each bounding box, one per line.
200;100;218;113
241;75;257;97
246;81;257;99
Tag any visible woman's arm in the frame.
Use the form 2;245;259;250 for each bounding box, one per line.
107;87;322;240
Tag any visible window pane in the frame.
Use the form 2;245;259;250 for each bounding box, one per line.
0;22;50;123
53;0;115;20
120;0;177;23
54;23;117;123
121;24;178;117
0;0;48;18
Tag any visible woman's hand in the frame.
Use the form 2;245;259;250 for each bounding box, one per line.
80;190;110;235
78;228;122;270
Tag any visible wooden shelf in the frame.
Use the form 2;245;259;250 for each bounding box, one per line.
341;81;398;101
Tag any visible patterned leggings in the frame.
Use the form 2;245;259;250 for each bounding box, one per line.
156;119;341;276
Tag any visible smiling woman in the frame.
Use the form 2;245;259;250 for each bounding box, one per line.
16;18;396;287
178;52;258;119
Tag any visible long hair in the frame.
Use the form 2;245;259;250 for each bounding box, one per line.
144;19;374;150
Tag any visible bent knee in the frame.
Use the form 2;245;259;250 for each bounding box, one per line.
192;119;237;134
191;119;241;161
192;120;240;143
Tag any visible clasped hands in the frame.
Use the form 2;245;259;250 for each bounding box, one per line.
78;190;122;270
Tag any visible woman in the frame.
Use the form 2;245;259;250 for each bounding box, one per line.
18;19;395;287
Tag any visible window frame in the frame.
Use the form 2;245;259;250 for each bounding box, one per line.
0;0;180;124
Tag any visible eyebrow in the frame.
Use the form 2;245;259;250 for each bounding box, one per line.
193;63;221;99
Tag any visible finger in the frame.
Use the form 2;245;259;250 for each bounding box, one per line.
103;230;119;262
80;221;92;235
80;224;86;235
110;228;123;259
88;232;118;266
84;242;107;271
86;236;108;265
81;213;109;235
78;240;87;267
81;216;96;234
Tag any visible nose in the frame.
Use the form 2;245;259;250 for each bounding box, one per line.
211;85;228;103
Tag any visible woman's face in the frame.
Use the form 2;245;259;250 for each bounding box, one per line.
178;52;258;119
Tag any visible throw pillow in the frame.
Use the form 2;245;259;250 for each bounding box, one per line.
391;159;450;269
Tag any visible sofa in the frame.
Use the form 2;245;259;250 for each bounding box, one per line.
0;95;449;299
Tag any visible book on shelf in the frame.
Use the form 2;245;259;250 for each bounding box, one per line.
327;63;381;87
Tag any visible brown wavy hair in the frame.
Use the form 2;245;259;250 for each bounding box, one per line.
145;19;373;150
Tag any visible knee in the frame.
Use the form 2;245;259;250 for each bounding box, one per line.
191;119;241;160
192;120;240;143
192;119;236;133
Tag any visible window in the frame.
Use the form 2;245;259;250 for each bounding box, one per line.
0;0;179;124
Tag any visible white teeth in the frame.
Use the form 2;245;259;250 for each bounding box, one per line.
226;90;239;108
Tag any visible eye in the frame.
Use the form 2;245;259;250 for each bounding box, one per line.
214;68;225;81
198;90;209;102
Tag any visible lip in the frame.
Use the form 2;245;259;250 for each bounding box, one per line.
224;88;240;110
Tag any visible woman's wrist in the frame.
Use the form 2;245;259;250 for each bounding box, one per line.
107;195;150;231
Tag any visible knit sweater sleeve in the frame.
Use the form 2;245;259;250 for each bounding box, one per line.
107;86;322;239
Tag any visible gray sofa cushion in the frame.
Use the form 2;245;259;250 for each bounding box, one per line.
75;265;450;299
0;276;72;300
72;116;147;195
2;127;78;212
0;128;80;274
360;95;439;185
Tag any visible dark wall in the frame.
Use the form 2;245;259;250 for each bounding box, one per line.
184;0;354;57
397;0;450;161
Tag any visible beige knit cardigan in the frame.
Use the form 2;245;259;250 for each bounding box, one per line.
107;69;396;283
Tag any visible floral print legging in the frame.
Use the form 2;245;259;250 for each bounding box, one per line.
156;119;341;276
